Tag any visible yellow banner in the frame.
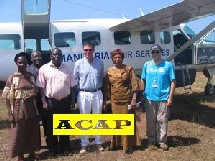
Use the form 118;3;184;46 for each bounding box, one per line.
53;114;134;135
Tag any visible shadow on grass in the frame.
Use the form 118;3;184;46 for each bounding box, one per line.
140;137;199;150
39;138;111;160
171;92;215;128
0;120;10;130
39;138;81;160
168;136;200;147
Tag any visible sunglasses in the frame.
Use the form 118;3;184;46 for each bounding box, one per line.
151;51;160;54
84;49;94;52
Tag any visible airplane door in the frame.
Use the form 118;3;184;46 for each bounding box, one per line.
194;29;215;65
173;29;193;65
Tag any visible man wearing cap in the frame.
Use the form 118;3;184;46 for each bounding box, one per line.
141;44;176;151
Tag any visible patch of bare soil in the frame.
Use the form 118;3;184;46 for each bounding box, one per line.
0;72;215;161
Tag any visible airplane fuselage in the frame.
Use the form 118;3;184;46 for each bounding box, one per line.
0;19;208;89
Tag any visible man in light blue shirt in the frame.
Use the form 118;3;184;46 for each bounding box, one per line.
74;42;104;154
141;44;176;151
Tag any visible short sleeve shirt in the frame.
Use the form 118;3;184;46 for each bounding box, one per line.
36;61;77;99
141;59;175;101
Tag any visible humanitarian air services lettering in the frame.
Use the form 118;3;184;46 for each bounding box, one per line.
61;49;170;62
53;114;134;135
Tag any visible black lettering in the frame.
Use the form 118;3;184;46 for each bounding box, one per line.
67;54;73;62
76;120;92;130
141;50;145;57
62;54;66;62
113;120;131;129
104;52;110;59
166;49;170;56
74;53;82;61
146;50;150;57
127;51;132;58
55;120;74;129
136;51;140;57
93;120;111;129
94;52;101;59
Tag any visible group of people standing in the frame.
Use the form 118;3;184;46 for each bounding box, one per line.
2;42;176;161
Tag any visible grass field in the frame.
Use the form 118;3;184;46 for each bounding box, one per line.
0;72;215;161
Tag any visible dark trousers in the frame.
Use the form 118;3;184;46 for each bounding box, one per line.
36;92;48;136
45;95;71;152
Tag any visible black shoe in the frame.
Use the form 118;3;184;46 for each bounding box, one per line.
107;146;112;151
125;149;133;155
62;150;71;156
108;146;118;151
48;149;58;157
28;152;40;160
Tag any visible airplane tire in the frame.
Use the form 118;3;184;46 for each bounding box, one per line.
204;83;215;95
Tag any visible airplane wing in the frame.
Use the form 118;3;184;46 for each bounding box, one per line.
110;0;215;31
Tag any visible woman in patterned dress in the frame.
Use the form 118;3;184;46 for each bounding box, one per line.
2;52;41;161
104;49;141;154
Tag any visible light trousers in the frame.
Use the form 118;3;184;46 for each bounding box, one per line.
77;90;103;147
145;100;169;144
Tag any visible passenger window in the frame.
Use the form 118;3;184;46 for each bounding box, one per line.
54;32;76;47
160;31;171;44
114;31;131;45
25;39;36;52
82;31;101;46
140;31;155;44
0;34;21;50
41;39;51;51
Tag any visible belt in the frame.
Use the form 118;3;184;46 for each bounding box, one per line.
79;88;102;92
46;95;69;101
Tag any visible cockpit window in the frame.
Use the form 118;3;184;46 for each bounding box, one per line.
182;25;196;39
0;34;21;50
201;29;215;43
54;32;76;47
82;31;101;46
114;31;131;45
205;28;215;43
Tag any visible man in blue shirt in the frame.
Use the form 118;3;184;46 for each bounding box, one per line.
74;42;104;154
141;44;176;151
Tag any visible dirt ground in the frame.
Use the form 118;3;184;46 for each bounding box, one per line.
0;72;215;161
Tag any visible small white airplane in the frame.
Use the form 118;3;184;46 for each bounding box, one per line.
1;0;215;94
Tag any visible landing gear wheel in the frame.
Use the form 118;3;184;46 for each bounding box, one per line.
204;83;214;95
